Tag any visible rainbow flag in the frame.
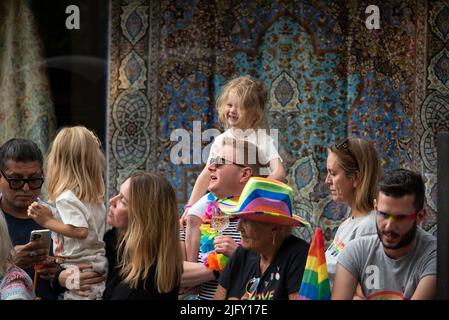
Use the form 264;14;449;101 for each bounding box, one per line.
298;227;331;300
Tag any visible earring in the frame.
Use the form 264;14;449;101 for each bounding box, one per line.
272;233;276;245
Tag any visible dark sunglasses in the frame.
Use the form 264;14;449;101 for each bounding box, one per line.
209;156;247;169
0;168;44;190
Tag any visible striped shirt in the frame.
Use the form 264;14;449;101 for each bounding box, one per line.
180;193;241;300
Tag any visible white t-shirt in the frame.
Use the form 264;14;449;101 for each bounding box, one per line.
52;190;107;270
325;210;377;284
207;128;282;176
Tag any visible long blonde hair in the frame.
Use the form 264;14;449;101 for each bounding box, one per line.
329;136;381;214
118;172;183;293
46;126;105;203
0;214;13;276
216;75;268;130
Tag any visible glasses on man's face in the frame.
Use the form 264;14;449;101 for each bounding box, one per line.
375;209;417;222
245;277;260;300
0;169;44;190
209;156;247;169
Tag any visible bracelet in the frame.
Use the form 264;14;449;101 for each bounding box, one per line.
184;204;192;210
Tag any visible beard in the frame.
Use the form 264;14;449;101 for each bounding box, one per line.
376;221;417;250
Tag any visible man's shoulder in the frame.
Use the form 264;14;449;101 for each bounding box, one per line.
416;227;437;254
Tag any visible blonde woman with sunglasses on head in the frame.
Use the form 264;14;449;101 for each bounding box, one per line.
324;136;381;285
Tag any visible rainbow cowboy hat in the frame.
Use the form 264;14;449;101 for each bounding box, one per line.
218;177;310;227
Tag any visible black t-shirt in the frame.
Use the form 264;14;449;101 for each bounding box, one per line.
219;235;309;300
102;228;179;300
2;210;57;300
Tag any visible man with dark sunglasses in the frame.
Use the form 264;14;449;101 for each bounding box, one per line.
332;169;436;300
0;138;57;299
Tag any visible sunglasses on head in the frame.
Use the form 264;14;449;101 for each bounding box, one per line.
0;168;44;190
333;138;358;166
335;138;350;150
209;156;247;169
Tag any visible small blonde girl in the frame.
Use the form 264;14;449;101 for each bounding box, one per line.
182;75;285;262
28;126;107;300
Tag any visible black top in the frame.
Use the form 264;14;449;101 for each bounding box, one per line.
102;228;179;300
2;210;57;300
219;235;309;300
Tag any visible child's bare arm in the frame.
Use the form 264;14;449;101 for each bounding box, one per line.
267;158;286;182
185;215;203;262
43;219;88;239
28;203;88;239
179;167;211;228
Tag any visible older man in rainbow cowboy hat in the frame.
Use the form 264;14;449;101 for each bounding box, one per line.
214;176;310;300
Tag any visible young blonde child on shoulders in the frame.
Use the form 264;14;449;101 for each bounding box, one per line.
181;75;286;262
27;126;107;300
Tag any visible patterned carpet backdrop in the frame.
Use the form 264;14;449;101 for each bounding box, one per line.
107;0;448;243
0;0;56;153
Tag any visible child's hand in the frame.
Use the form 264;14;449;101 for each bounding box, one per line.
27;202;53;228
179;208;190;230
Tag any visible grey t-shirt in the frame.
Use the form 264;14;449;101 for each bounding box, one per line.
326;211;377;283
338;227;436;300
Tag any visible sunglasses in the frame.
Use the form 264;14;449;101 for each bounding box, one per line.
335;138;350;150
209;156;247;169
0;168;44;190
375;209;417;222
334;138;358;167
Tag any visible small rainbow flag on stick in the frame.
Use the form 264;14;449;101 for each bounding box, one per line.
298;227;331;300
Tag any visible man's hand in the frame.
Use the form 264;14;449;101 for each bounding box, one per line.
27;202;53;228
214;235;238;257
13;240;48;270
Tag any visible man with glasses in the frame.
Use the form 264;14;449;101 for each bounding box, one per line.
180;138;265;300
332;169;436;300
0;138;57;299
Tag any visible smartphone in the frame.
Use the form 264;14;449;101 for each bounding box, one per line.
29;229;52;253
